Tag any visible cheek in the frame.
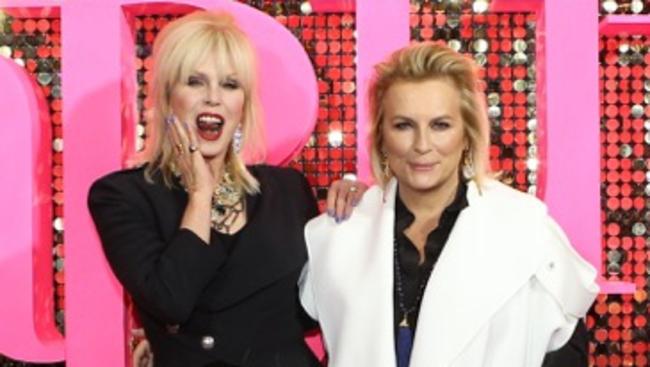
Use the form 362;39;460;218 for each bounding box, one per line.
436;130;466;156
225;93;246;117
382;131;411;158
438;145;465;172
170;90;196;115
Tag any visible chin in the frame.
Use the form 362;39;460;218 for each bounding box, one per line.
198;141;225;154
411;172;440;185
399;177;439;192
199;148;225;160
411;183;440;193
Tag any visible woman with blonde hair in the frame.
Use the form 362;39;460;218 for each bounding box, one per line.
88;10;362;367
299;42;598;367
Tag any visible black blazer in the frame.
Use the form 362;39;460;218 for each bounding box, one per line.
88;165;320;367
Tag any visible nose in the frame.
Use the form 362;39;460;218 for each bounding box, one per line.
203;86;221;106
413;127;432;154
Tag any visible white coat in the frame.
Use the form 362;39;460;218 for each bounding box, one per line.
299;178;599;367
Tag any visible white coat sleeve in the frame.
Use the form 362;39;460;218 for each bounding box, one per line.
534;215;599;350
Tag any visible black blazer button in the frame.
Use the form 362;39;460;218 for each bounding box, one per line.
201;335;215;350
165;324;179;334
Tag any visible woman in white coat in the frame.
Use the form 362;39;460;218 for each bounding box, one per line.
299;43;599;367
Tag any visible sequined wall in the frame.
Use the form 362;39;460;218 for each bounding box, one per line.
1;1;649;366
589;2;650;366
592;35;650;367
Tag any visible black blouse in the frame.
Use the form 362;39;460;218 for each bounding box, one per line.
392;181;588;366
392;181;468;335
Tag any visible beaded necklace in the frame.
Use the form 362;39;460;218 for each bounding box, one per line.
393;238;436;367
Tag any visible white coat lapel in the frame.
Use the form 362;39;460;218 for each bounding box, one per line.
408;181;545;366
370;179;399;367
322;180;398;367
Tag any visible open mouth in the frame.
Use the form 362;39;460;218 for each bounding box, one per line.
196;113;225;142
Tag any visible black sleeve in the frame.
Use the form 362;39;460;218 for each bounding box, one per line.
289;169;320;331
88;175;230;325
297;171;320;220
542;319;588;367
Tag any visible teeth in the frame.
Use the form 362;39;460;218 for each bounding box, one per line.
197;115;223;124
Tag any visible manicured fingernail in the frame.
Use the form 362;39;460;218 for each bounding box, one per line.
164;115;174;125
351;199;359;207
327;209;334;217
335;216;341;223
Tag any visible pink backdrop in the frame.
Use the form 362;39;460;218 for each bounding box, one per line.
0;0;630;365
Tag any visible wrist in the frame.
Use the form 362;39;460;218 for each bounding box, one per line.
187;189;213;204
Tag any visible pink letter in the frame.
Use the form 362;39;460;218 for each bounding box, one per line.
0;54;64;362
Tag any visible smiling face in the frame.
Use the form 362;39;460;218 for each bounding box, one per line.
169;55;245;162
381;78;467;194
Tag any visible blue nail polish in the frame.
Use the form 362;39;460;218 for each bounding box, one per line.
165;115;174;125
327;209;334;217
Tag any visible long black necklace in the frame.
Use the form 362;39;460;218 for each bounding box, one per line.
394;238;435;367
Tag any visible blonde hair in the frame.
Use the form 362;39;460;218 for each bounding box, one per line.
368;42;491;188
142;10;265;194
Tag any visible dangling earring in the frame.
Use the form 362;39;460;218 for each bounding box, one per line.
462;148;475;180
232;124;242;153
381;151;391;178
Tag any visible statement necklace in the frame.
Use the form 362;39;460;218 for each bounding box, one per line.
209;172;245;234
173;166;245;234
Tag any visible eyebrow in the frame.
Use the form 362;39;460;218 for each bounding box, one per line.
188;71;238;80
390;114;453;122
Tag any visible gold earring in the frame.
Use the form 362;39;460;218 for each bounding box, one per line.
462;149;475;180
381;151;391;178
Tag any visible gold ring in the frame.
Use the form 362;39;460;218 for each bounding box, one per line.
349;185;358;193
175;143;184;153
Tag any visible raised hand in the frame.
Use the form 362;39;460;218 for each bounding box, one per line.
166;114;219;196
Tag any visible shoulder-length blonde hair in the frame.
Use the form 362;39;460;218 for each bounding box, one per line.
367;42;491;188
141;10;266;194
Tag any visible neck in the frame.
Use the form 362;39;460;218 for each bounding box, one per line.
206;155;227;183
397;175;461;222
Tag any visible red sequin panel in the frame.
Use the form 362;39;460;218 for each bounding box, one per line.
594;34;650;367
